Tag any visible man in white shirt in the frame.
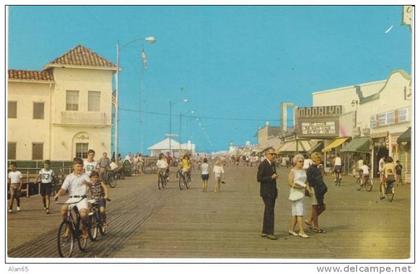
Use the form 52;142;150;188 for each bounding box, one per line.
54;158;90;238
333;154;343;186
36;160;55;214
8;162;23;213
200;158;210;191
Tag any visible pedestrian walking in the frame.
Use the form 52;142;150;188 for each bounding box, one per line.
200;158;210;192
257;147;278;240
36;160;55;214
305;152;328;233
395;160;403;186
288;154;310;238
213;159;224;192
8;162;23;213
381;156;396;200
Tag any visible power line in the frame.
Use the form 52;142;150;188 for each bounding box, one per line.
119;107;294;123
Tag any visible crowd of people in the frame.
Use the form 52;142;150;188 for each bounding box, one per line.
7;146;404;243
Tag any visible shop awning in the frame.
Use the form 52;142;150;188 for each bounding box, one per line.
397;127;411;143
307;141;324;155
341;137;371;153
322;137;350;153
278;140;313;153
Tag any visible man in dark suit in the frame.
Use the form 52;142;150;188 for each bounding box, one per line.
257;147;278;240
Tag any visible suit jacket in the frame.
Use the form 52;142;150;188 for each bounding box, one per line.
257;159;278;198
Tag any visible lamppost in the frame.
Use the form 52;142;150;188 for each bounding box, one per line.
168;97;188;157
114;36;156;160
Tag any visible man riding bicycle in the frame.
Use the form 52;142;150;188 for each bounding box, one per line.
98;152;111;184
156;153;169;189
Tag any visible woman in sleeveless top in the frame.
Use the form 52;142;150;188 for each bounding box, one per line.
288;154;310;238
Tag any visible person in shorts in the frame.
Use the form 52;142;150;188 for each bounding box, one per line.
87;171;109;226
8;162;23;213
54;158;90;238
200;158;210;192
36;160;55;214
381;157;396;200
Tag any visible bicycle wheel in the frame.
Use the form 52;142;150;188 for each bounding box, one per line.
88;214;98;241
108;174;117;188
57;221;74;258
366;178;373;192
78;232;88;251
179;175;184;190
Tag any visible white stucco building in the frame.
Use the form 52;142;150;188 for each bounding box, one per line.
8;45;117;161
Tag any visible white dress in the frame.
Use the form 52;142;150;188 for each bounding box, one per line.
290;169;307;216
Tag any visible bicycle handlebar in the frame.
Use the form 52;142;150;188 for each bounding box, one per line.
55;197;85;205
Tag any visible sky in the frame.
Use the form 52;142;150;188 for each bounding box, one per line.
8;6;412;154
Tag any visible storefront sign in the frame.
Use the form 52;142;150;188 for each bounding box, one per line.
295;106;341;138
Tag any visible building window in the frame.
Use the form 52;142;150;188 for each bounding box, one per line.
75;143;89;159
377;113;386;127
32;143;44;160
370;115;377;128
33;102;45;119
8;142;16;160
386;111;395;125
398;108;408;123
88;91;101;112
8;101;17;118
66;90;79;111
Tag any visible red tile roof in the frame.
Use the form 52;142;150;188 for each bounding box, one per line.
47;45;117;69
8;69;54;81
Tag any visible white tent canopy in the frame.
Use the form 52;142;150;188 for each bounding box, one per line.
148;137;195;157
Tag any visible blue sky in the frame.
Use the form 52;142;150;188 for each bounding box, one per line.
8;6;412;154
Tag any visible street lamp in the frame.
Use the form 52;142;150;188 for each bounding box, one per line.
114;36;156;160
169;97;189;157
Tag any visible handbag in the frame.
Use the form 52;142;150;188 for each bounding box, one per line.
288;186;305;201
304;188;312;197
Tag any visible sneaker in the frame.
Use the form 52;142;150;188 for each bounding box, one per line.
16;207;21;212
298;233;309;238
46;209;50;214
260;233;268;238
8;209;12;213
288;230;298;236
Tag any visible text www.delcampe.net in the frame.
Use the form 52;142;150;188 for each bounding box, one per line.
316;265;413;274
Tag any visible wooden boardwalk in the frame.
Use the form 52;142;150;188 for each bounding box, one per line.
7;165;411;259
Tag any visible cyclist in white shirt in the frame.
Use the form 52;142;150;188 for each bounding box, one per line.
36;160;55;214
156;154;169;189
8;162;23;213
200;158;210;192
83;149;98;176
357;161;370;190
54;158;90;239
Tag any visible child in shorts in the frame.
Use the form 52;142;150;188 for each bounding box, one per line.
36;160;55;214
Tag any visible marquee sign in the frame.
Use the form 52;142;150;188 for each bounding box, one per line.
295;106;342;138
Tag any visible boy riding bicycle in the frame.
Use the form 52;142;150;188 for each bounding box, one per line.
87;170;109;226
54;158;90;239
179;154;192;181
156;153;169;189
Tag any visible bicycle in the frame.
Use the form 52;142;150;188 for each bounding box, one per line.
88;198;111;241
178;169;191;190
157;169;168;190
100;168;117;188
384;180;395;202
56;198;88;258
356;172;373;192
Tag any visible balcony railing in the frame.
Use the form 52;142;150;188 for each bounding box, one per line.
59;111;110;126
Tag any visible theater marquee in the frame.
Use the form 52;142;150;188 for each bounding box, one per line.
295;106;342;138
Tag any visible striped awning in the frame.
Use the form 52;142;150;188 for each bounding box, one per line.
278;140;313;153
322;137;350;152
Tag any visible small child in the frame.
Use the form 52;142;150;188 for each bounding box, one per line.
36;160;55;214
357;161;370;190
88;171;109;226
200;158;210;192
8;162;23;213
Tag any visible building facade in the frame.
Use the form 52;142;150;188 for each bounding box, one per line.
8;45;117;161
312;70;412;181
